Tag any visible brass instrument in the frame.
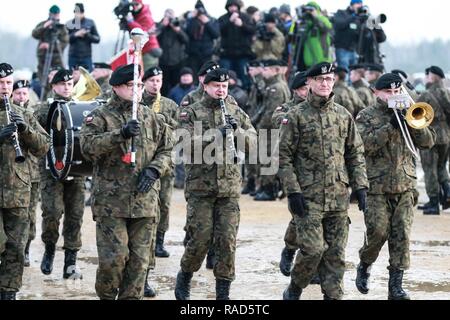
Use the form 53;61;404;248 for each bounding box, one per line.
2;95;25;163
72;66;102;101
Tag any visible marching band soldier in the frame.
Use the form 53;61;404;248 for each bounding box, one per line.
279;62;368;300
92;62;113;100
80;64;173;300
174;68;256;300
12;80;40;267
34;69;85;280
333;66;365;118
142;66;178;297
355;73;436;300
350;64;376;110
0;63;50;300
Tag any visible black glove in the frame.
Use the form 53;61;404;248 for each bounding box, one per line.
288;193;307;218
0;123;17;144
137;168;160;193
10;111;28;133
389;113;401;130
355;189;367;213
219;123;234;137
226;115;238;130
121;120;140;139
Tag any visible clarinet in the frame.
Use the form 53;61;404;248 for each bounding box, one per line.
219;98;238;161
2;95;25;163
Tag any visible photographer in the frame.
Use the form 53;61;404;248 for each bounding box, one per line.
157;9;189;96
252;14;285;60
218;0;257;91
31;5;69;84
66;3;100;72
289;2;332;72
126;0;162;69
185;1;220;77
356;6;387;65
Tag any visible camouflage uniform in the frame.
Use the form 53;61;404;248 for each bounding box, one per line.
352;79;376;109
252;28;286;60
96;77;112;101
278;93;368;299
34;96;85;252
257;76;290;195
0;99;50;293
272;95;305;250
177;94;256;281
31;21;69;83
80;93;173;300
417;81;450;202
334;80;366;118
355;99;436;270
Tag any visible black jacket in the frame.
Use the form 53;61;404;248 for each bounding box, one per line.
332;7;361;51
186;17;220;59
157;25;189;66
67;17;100;58
218;12;256;59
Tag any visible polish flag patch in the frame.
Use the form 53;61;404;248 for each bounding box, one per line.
282;118;289;125
121;152;132;164
85;116;94;124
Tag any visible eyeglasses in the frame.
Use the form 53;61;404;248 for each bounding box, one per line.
125;83;144;89
313;76;335;84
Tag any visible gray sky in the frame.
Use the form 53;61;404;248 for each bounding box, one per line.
0;0;448;45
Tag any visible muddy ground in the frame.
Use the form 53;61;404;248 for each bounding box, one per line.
18;169;450;300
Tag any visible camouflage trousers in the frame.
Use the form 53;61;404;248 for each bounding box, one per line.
0;208;29;292
291;210;349;300
40;174;85;251
420;144;450;198
359;191;415;270
284;218;298;250
157;174;174;234
181;196;240;281
27;182;40;243
95;216;156;300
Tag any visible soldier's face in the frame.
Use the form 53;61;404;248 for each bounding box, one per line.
144;75;163;95
12;88;29;106
309;74;335;98
375;88;401;102
248;67;259;77
204;81;229;99
113;81;144;102
0;75;13;97
262;67;277;79
365;71;380;82
350;70;362;83
91;68;111;80
52;80;74;98
294;86;309;100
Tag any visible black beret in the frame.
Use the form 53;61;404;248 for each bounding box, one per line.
204;68;230;84
109;64;141;86
306;62;335;77
51;69;73;84
291;72;308;90
198;60;220;76
180;67;194;77
365;63;384;73
93;62;112;70
264;13;277;23
248;60;263;68
349;64;366;71
228;70;238;82
263;59;282;67
0;63;14;78
143;66;163;81
335;66;349;74
375;73;403;90
391;69;408;80
426;66;445;79
13;80;30;91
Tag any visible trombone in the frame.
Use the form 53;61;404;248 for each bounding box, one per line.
389;86;434;159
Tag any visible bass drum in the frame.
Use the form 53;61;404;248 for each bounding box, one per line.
46;100;102;181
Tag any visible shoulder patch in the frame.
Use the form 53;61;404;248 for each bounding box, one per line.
85;116;94;124
282;118;289;125
179;111;189;120
181;100;189;106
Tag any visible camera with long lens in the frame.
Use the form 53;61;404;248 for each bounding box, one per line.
169;17;180;27
114;0;133;30
300;5;315;19
256;22;275;41
357;5;387;29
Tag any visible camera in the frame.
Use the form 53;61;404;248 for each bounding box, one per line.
114;0;133;20
256;22;275;41
299;5;315;19
197;7;207;16
169;17;180;27
357;5;370;16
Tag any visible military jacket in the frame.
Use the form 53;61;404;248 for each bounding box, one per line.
258;76;291;130
21;101;41;183
143;92;178;129
334;80;365;118
352;79;375;109
79;93;173;219
272;95;305;129
279;93;368;212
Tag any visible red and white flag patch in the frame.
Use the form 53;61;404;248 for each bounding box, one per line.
85;116;94;124
281;118;289;125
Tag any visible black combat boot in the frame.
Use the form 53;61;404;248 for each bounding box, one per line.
283;280;302;300
155;231;170;258
388;269;410;300
63;249;83;280
216;279;231;300
356;262;372;294
310;274;321;285
1;292;16;300
144;269;157;298
279;247;296;277
40;243;55;275
174;270;193;300
241;177;256;195
24;240;31;267
423;197;440;215
206;247;215;270
254;184;276;201
441;183;450;210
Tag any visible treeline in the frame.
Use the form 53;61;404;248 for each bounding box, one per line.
1;30;449;75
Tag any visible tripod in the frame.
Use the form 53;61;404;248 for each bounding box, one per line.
114;20;130;55
40;28;64;101
288;21;308;84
